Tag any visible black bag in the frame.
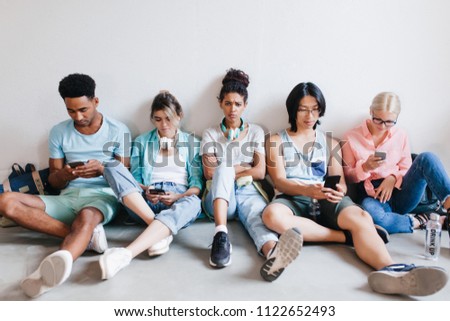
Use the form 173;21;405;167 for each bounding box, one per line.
0;163;58;195
0;163;59;227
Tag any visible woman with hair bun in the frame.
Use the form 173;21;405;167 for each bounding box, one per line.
98;90;203;279
201;68;302;280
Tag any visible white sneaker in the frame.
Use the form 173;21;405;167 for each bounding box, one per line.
147;235;173;257
21;250;73;298
368;263;448;296
99;248;132;280
260;228;303;282
87;224;108;253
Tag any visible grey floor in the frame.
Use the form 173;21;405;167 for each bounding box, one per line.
1;215;450;301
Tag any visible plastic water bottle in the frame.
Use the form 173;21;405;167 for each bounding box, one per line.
425;213;441;260
309;198;320;221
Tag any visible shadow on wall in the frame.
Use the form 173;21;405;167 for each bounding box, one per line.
184;75;223;137
130;99;154;138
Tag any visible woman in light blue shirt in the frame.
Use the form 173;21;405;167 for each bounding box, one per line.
98;91;203;280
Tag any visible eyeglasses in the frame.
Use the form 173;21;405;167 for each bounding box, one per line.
372;116;397;127
298;107;321;116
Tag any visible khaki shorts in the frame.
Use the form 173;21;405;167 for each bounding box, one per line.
271;194;357;230
39;187;119;225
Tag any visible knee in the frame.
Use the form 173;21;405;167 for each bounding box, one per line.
213;163;235;181
0;193;20;219
262;205;278;228
360;210;374;223
341;207;374;229
103;162;122;180
415;152;438;166
73;208;103;230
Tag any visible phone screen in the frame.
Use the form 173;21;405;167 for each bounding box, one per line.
148;188;166;195
374;151;386;160
324;175;341;190
68;161;85;168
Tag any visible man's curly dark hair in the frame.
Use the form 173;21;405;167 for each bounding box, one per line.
58;73;96;100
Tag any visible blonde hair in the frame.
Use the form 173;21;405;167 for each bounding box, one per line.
150;90;183;127
370;92;401;115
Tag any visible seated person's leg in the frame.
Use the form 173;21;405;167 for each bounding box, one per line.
361;197;413;234
0;192;70;238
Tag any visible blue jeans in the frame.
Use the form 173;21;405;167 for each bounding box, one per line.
203;163;278;253
103;162;201;235
361;152;450;234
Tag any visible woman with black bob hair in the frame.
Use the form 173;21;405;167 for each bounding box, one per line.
261;82;448;295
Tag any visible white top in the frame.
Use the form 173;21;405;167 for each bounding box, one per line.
200;123;265;167
151;152;188;187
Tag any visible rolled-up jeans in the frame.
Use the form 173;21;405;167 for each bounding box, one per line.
103;162;201;235
203;163;278;253
361;152;450;234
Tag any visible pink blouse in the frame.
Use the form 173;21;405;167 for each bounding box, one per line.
342;120;412;197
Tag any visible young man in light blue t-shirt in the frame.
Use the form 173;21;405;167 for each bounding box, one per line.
0;73;130;298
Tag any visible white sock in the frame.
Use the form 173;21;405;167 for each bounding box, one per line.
215;225;228;235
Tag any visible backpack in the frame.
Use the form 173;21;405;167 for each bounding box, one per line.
0;163;58;195
0;163;59;227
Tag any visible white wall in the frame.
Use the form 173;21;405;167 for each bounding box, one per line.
1;0;450;180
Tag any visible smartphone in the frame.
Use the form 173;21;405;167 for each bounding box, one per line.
148;188;166;195
374;151;387;160
324;175;341;190
68;161;85;168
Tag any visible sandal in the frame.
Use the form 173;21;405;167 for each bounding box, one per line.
414;212;431;230
415;212;449;230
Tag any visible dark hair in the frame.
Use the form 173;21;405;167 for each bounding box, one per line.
217;68;250;103
286;82;326;132
150;90;183;121
58;73;96;100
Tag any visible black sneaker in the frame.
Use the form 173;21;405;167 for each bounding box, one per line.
368;263;448;296
209;232;232;268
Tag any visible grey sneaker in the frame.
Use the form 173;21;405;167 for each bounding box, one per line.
260;228;303;282
21;250;73;298
148;235;173;257
368;263;448;296
99;248;132;280
87;224;108;253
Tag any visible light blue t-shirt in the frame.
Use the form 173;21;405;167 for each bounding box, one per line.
48;115;131;188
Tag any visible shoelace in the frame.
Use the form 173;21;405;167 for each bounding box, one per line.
212;234;228;251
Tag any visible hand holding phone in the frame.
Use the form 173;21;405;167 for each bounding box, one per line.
324;175;341;190
68;161;85;168
148;188;166;195
374;151;386;160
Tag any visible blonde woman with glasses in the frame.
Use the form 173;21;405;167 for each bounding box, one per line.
342;92;450;234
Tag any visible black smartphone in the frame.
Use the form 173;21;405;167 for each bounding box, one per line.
374;151;386;160
148;188;166;195
324;175;341;190
68;161;85;168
